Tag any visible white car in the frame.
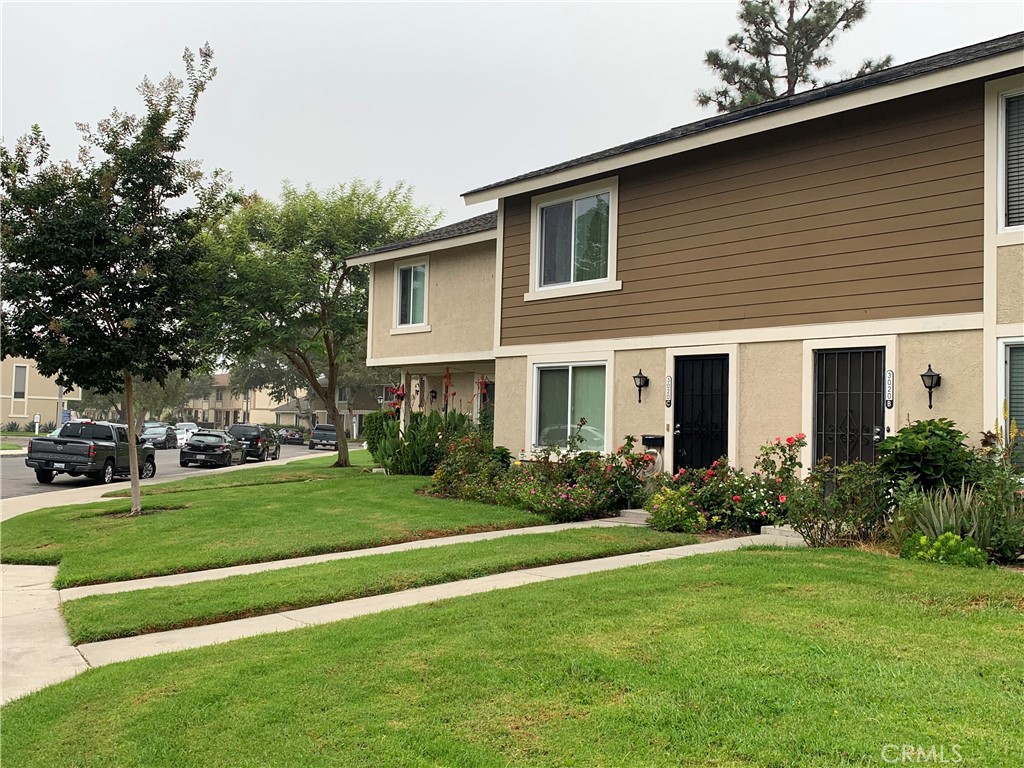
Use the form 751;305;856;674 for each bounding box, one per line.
175;422;199;444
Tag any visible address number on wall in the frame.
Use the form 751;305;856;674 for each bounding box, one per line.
665;376;672;408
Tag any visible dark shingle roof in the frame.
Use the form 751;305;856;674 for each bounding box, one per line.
357;211;497;258
463;32;1024;199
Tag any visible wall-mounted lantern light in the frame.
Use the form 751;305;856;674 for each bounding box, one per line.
920;364;941;409
429;389;438;404
376;395;385;408
632;369;650;404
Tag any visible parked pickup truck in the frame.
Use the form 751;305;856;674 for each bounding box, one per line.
25;421;157;485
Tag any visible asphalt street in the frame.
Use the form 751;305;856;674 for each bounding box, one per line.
0;442;334;500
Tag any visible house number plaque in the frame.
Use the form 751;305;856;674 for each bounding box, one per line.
665;376;672;408
885;369;894;409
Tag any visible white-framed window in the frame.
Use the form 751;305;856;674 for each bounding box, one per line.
393;259;430;332
11;364;27;415
1004;90;1024;230
526;178;621;302
1002;338;1024;438
534;363;607;452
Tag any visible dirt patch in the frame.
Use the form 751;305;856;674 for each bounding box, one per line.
104;504;191;518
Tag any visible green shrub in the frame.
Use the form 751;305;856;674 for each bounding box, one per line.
646;484;707;532
363;410;394;462
377;410;474;476
4;420;25;432
908;482;990;546
876;418;980;491
431;433;509;503
974;435;1024;564
900;532;987;568
787;459;888;547
40;421;57;433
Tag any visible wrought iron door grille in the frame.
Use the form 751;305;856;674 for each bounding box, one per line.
814;348;884;465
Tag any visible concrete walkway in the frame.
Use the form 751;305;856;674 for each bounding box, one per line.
1;476;806;703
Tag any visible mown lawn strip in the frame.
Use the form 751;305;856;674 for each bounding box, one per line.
0;469;541;588
4;549;1023;767
62;527;697;643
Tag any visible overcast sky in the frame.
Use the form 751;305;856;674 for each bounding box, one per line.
2;1;1022;225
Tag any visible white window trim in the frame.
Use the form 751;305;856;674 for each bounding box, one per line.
392;257;431;334
998;84;1024;236
525;177;622;302
11;364;28;416
998;336;1024;434
527;351;612;454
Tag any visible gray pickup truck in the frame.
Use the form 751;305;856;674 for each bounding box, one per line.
25;421;157;485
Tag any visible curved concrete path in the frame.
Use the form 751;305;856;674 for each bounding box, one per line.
1;474;805;703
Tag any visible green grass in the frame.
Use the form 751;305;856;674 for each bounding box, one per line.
0;441;21;450
0;464;541;588
5;549;1023;766
62;527;697;643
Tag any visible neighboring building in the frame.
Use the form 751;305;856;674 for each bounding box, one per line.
0;357;81;429
356;33;1024;472
182;374;290;428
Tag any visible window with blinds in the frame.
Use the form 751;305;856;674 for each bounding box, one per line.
1007;94;1024;228
1009;345;1024;431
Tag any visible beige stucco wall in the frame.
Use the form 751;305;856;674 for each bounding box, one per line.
997;243;1023;326
736;341;804;471
493;357;527;453
411;371;483;416
370;241;495;361
0;357;81;426
612;350;666;450
897;330;983;439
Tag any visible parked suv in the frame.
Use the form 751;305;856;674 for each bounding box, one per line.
308;423;338;451
226;424;281;462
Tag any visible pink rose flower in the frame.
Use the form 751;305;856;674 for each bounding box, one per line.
786;436;795;445
732;495;741;502
779;494;787;503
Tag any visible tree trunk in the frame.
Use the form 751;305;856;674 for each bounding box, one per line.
330;402;351;467
123;369;142;515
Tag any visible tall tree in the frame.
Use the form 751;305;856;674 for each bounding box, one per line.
210;181;441;467
696;0;892;113
1;45;226;513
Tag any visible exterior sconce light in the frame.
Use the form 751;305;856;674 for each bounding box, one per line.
376;395;385;408
429;390;438;403
920;364;941;409
632;369;650;404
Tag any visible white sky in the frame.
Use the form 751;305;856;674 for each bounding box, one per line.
2;1;1022;225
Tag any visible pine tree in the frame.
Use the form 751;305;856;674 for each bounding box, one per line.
696;0;893;113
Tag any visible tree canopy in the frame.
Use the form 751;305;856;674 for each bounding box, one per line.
696;0;893;113
0;44;226;511
209;181;441;466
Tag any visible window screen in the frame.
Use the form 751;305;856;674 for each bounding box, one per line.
1007;94;1024;228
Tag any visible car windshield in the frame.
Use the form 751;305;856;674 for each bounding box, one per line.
313;425;336;433
228;426;259;438
142;427;167;436
190;433;225;444
59;423;114;440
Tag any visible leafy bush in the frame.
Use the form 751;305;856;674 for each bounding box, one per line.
787;459;888;547
377;410;474;476
646;484;707;532
431;433;510;503
39;421;57;433
974;423;1024;564
901;532;987;568
363;410;394;461
4;421;25;432
876;419;980;491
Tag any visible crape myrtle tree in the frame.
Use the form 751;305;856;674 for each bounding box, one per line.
696;0;893;113
210;181;441;467
0;45;227;514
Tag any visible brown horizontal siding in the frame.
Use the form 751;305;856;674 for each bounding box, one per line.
500;81;985;346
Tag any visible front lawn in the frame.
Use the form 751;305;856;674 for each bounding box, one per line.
62;527;697;643
4;549;1023;766
0;466;541;588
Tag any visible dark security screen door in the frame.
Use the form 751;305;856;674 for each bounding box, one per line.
673;355;728;470
814;348;884;465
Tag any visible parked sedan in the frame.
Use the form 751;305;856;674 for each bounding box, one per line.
141;425;178;449
278;427;304;445
179;430;243;468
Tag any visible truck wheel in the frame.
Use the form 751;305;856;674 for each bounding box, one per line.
99;460;115;484
140;458;156;479
180;460;190;468
35;469;55;484
308;442;315;450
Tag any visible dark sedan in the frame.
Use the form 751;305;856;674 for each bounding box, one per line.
141;425;178;449
179;430;243;468
278;427;304;445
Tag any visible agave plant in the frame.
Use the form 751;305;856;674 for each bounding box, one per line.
913;482;993;550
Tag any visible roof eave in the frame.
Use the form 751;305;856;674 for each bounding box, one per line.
347;228;497;265
462;49;1023;206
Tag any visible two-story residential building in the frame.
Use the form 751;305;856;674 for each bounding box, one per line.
0;357;81;429
357;33;1024;473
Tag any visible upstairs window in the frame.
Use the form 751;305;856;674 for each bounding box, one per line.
540;191;610;286
1006;93;1023;228
527;178;621;302
397;263;426;326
